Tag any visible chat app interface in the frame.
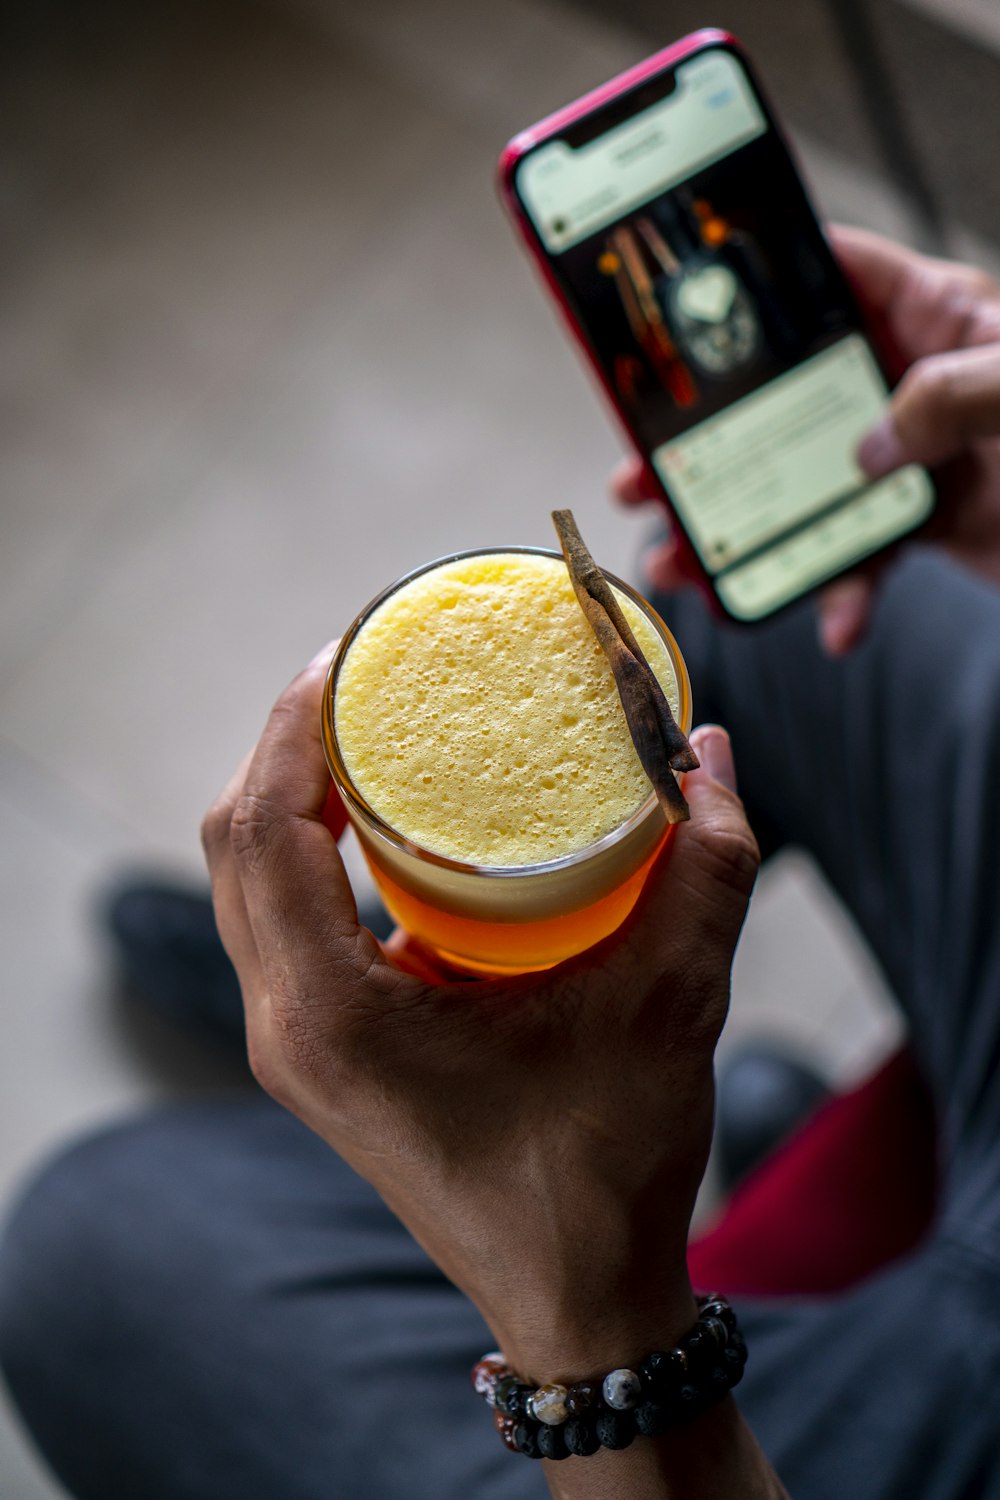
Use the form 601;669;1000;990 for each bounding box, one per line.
515;49;933;618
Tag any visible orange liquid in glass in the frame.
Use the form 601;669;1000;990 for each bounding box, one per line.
328;550;690;976
364;831;671;976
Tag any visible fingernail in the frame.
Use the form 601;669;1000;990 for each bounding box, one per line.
857;418;906;479
690;725;737;794
641;540;680;592
819;577;870;657
820;608;855;658
820;610;855;658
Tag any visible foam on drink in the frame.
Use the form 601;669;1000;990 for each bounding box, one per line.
334;551;680;867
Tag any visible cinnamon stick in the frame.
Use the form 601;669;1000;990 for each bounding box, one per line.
552;509;697;824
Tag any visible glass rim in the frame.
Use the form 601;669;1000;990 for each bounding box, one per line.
322;546;692;880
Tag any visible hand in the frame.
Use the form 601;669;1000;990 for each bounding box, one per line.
201;646;759;1380
613;227;1000;656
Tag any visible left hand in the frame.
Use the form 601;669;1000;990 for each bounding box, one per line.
614;226;1000;656
201;645;759;1379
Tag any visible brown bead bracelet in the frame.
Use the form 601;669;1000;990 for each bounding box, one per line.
471;1294;746;1461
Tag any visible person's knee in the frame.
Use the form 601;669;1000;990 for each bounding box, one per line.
0;1107;243;1500
0;1119;155;1407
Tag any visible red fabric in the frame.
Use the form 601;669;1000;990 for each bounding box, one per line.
688;1048;937;1298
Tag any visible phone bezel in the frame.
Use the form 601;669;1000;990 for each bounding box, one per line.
498;30;933;624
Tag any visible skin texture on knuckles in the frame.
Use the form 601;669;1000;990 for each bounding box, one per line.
202;646;759;1393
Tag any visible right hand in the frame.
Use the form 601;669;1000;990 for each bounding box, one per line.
202;648;759;1383
614;227;1000;653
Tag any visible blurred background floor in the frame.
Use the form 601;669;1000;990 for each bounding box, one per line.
2;1;998;1494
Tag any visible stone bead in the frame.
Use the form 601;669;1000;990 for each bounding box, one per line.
638;1349;669;1379
722;1344;746;1386
528;1383;569;1426
702;1314;729;1348
681;1327;715;1374
537;1423;570;1461
472;1353;509;1398
634;1400;672;1438
639;1348;686;1397
493;1376;521;1416
502;1382;533;1419
676;1383;707;1423
706;1364;732;1403
564;1418;601;1457
595;1409;636;1450
701;1297;737;1331
602;1367;642;1410
565;1380;601;1417
512;1421;542;1460
494;1410;519;1453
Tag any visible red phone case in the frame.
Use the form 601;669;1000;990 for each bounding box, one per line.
498;31;742;610
497;29;894;619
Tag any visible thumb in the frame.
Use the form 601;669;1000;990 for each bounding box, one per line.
858;344;1000;476
628;726;760;987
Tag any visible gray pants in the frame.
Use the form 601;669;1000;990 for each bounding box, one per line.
2;548;1000;1500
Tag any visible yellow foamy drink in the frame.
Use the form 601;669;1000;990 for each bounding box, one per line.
322;548;691;974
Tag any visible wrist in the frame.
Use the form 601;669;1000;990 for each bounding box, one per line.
480;1209;699;1380
543;1402;790;1500
474;1293;760;1481
491;1277;700;1385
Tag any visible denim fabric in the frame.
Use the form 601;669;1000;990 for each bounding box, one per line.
3;547;1000;1499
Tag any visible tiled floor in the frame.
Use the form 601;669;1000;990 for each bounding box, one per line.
1;2;995;1495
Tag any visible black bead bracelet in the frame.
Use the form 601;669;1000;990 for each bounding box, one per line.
471;1294;746;1461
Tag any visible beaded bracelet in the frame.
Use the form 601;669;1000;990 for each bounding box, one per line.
471;1294;746;1461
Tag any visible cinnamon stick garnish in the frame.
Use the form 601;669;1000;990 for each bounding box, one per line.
552;509;698;824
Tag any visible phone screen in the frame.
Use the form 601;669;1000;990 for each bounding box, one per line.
513;47;934;619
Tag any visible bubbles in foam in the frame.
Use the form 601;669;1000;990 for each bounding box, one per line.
335;553;680;865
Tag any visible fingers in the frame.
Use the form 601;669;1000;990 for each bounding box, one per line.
624;726;759;996
383;929;461;983
640;536;686;594
831;225;1000;362
820;230;1000;657
829;225;919;325
828;225;1000;469
816;572;877;658
687;725;738;796
611;455;662;508
228;648;388;1003
201;643;355;1026
201;747;266;1005
859;343;1000;476
611;457;698;598
207;638;403;1048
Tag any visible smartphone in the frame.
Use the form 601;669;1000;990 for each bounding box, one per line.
499;30;935;622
